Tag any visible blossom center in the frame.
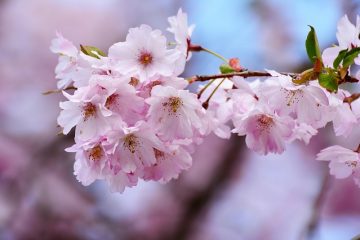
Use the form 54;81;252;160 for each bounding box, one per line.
257;114;274;132
154;148;165;160
129;77;140;87
82;103;97;121
105;94;119;109
282;88;304;106
163;96;183;114
345;161;358;168
138;51;153;67
123;134;139;154
88;145;103;161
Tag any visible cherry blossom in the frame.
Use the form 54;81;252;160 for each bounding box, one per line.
66;136;109;186
88;75;145;125
108;24;179;82
327;90;358;137
57;88;112;140
317;145;360;180
259;71;330;129
232;106;295;155
142;145;192;183
50;11;360;192
146;85;206;141
199;78;234;139
322;15;360;67
105;122;164;173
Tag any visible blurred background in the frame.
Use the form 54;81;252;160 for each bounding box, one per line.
0;0;360;239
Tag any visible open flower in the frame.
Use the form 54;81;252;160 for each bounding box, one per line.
167;8;195;54
142;145;192;183
259;71;330;129
327;90;358;137
50;32;96;89
317;145;360;180
66;137;109;186
232;105;295;155
322;15;360;67
88;75;145;125
199;78;234;139
146;85;206;141
106;122;164;174
109;25;178;81
57;88;112;140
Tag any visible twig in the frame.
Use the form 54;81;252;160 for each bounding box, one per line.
189;71;298;82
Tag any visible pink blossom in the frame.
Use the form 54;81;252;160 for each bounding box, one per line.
167;8;195;54
105;170;138;193
57;88;112;140
108;25;179;82
106;122;164;174
290;122;318;144
146;85;206;141
50;33;95;89
142;145;192;183
322;15;360;67
199;78;234;139
167;8;195;75
259;71;330;129
50;32;78;57
137;76;188;98
229;76;259;116
336;15;360;49
317;145;360;179
232;106;295;155
88;75;145;125
327;90;358;137
66;137;109;186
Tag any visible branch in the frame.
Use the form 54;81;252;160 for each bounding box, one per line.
188;71;299;83
343;93;360;104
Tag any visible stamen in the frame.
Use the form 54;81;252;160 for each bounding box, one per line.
345;161;358;168
82;103;97;121
162;97;183;114
88;145;103;161
256;114;274;132
105;94;119;110
123;134;139;154
138;51;153;66
129;77;140;87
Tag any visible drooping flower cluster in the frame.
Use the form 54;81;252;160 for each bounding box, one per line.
51;10;360;192
51;9;208;192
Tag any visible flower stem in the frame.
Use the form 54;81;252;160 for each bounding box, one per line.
197;79;216;99
200;47;228;63
202;78;226;109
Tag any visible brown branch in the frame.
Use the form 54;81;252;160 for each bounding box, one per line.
42;86;77;95
343;93;360;104
188;71;298;83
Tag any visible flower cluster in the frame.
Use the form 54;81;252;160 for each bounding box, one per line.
51;9;208;192
51;10;360;192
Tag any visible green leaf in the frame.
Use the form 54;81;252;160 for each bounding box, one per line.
80;45;106;59
305;26;322;63
318;70;338;92
219;64;235;74
342;47;360;68
333;49;348;69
